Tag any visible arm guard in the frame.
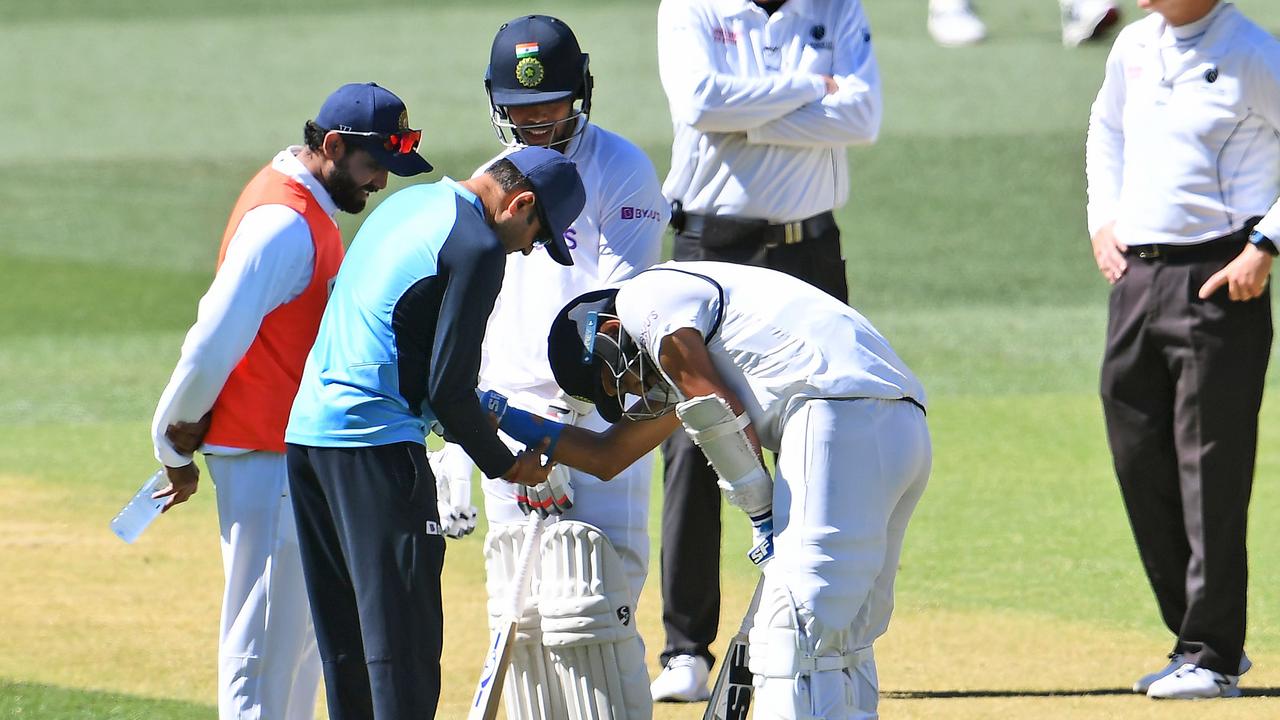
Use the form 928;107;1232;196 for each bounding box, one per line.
675;394;772;520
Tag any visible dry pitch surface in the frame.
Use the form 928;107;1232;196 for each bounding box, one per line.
3;473;1276;719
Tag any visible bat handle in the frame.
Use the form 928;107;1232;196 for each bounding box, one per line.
508;513;543;618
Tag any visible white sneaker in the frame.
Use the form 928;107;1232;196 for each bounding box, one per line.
1136;652;1252;693
1060;0;1121;47
1135;651;1251;693
651;654;711;702
1147;662;1243;699
1133;654;1185;693
928;0;987;47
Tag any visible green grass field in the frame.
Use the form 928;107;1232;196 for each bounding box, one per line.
4;1;1280;717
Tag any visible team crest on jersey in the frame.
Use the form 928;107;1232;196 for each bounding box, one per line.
811;24;825;41
516;57;545;88
1204;66;1219;83
617;606;632;626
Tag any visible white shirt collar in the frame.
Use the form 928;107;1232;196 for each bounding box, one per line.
1159;1;1228;46
720;0;818;21
272;146;340;218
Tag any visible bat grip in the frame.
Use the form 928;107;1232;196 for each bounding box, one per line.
508;513;543;618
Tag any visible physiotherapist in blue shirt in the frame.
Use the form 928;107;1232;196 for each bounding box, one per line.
284;145;585;720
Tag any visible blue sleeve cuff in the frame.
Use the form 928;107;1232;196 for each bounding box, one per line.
480;391;566;455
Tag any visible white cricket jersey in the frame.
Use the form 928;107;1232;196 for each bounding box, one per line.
616;261;925;452
1086;3;1280;244
477;121;667;411
151;148;333;468
657;0;881;222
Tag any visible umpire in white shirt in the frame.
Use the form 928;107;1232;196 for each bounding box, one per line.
651;0;881;701
1086;0;1280;701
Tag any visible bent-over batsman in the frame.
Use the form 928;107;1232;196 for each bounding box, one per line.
494;260;931;719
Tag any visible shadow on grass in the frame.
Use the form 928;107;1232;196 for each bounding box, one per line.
0;680;214;719
886;687;1280;699
885;688;1132;699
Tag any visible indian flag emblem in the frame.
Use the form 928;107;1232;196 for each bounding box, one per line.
515;42;539;58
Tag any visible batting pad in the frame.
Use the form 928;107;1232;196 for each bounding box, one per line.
483;523;567;720
539;521;652;720
748;575;875;720
676;394;773;518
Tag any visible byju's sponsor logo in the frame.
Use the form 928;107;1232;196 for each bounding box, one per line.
712;26;738;44
620;206;662;221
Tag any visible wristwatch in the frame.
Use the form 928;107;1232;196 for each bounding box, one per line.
1249;230;1279;256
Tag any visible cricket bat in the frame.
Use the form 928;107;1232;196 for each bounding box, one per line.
703;576;765;720
467;513;544;720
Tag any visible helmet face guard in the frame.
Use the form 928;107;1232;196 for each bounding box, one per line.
548;288;675;423
485;58;593;150
582;310;676;421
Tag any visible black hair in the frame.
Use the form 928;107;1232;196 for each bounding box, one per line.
485;157;534;194
303;120;328;152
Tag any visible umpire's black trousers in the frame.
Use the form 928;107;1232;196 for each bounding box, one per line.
659;212;848;666
1100;234;1270;676
287;442;445;720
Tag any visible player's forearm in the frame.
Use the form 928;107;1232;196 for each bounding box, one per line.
549;415;676;480
674;73;828;132
746;96;880;147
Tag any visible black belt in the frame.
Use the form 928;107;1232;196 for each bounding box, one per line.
1124;222;1256;262
673;208;836;250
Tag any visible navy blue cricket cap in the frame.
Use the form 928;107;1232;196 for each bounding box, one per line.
508;145;584;267
488;15;588;107
314;82;433;177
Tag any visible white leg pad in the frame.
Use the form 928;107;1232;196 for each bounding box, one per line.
484;523;566;720
539;521;652;720
748;576;874;720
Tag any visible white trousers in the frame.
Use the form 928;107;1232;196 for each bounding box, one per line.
482;408;653;610
766;398;931;718
206;451;321;720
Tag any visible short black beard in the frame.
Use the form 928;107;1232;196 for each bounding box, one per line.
327;155;371;214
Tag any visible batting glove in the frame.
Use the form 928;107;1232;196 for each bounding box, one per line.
747;512;774;566
516;464;574;518
428;444;478;539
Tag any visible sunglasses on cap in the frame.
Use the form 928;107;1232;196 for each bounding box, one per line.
336;128;423;155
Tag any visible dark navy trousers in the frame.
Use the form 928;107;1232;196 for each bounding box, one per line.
287;442;445;720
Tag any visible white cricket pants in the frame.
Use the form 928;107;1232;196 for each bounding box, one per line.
482;408;654;609
206;451;321;720
768;397;931;718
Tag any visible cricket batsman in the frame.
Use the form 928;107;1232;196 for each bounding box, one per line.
494;260;932;719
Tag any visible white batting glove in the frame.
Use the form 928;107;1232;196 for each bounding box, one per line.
747;513;774;566
515;464;574;518
428;443;478;539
